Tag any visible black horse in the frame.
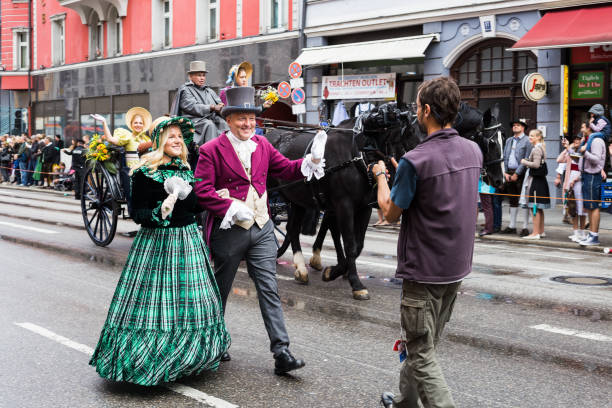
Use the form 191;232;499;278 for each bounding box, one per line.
306;102;505;293
267;102;505;300
266;104;418;300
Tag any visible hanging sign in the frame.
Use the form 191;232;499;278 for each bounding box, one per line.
321;73;395;100
277;81;291;99
522;72;547;101
288;61;302;79
291;88;306;105
292;104;306;115
571;45;612;64
571;71;604;100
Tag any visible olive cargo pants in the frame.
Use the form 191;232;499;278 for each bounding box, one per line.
392;280;461;408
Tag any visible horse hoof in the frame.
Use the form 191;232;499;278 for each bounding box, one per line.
294;269;309;284
309;259;323;271
322;267;333;282
352;290;370;300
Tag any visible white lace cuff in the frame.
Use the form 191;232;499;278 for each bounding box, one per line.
220;201;240;230
301;153;326;181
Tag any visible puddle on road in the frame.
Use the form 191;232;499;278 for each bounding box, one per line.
472;264;535;278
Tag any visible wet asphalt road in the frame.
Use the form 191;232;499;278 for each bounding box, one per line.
1;186;612;407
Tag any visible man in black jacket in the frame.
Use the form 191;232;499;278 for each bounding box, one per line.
41;137;57;188
63;138;87;199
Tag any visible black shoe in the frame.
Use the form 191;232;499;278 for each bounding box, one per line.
478;230;492;237
519;228;530;237
220;351;231;362
274;349;305;375
501;227;516;234
120;230;138;238
493;227;501;233
380;392;395;408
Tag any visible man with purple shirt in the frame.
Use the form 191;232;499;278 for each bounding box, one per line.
194;87;326;374
579;121;606;246
375;77;482;408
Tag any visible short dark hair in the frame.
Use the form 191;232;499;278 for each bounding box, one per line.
417;77;461;127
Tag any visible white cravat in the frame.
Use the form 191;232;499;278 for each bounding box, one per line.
227;131;257;169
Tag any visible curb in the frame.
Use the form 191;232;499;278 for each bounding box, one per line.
1;231;611;377
0;184;70;197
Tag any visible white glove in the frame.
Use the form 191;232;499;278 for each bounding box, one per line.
311;130;327;161
90;113;107;123
216;188;230;198
220;201;255;229
233;201;255;222
164;176;192;199
161;193;178;219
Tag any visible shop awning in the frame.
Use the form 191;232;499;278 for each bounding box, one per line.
511;5;612;51
295;34;438;66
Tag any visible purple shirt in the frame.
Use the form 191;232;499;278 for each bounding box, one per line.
583;137;606;174
393;128;483;283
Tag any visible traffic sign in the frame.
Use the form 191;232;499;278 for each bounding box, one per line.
290;77;304;89
277;81;291;99
289;61;302;79
291;88;305;105
292;104;306;115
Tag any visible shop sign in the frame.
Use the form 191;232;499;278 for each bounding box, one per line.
571;46;612;65
522;73;547;101
321;73;395;100
571;71;604;100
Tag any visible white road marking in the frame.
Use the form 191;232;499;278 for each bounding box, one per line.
530;324;612;342
0;221;59;234
15;322;238;408
302;250;397;270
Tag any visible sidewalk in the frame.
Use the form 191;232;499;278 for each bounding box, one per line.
372;202;612;253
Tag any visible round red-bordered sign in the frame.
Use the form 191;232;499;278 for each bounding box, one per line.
291;88;305;104
288;61;302;79
277;81;291;99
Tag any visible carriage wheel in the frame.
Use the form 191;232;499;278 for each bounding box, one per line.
81;165;119;246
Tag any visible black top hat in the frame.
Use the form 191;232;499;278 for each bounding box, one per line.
221;87;262;118
509;119;529;129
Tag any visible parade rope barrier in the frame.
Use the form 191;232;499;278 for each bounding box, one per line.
480;191;610;204
0;164;69;176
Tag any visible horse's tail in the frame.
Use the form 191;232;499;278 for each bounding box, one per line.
300;207;319;236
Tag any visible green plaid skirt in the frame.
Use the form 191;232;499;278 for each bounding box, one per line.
89;223;230;386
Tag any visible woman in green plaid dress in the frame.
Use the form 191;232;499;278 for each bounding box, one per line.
89;116;230;386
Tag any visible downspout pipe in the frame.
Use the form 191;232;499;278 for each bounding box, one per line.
299;0;307;52
28;0;33;136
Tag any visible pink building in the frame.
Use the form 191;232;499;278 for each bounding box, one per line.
0;0;301;137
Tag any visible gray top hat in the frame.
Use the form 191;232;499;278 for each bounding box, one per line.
221;87;262;117
188;60;208;74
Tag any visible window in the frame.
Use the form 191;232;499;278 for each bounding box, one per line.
260;0;287;33
80;97;111;138
107;7;123;57
88;12;104;59
51;14;66;65
208;0;217;40
163;0;172;47
451;39;536;86
34;101;66;137
13;29;29;70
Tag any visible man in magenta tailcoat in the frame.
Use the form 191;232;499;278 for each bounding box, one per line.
194;87;326;375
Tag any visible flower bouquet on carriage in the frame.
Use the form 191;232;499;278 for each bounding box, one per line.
86;135;118;174
260;86;280;105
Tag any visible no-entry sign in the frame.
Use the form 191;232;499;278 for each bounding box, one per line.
277;81;291;99
288;61;302;79
291;88;305;105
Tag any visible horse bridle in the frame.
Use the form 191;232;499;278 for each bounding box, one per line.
479;122;505;180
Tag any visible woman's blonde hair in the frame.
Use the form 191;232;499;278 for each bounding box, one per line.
130;124;190;175
529;129;545;151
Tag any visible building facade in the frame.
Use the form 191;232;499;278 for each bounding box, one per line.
0;0;302;138
298;0;612;186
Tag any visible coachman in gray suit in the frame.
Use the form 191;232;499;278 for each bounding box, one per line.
170;61;229;147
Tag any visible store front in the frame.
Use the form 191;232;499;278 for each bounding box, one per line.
296;32;435;124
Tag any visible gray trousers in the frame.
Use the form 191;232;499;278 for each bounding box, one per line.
393;280;460;408
209;219;290;355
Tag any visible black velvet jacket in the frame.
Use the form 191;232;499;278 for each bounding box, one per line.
131;161;202;228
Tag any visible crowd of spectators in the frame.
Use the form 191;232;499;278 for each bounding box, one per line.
0;133;72;188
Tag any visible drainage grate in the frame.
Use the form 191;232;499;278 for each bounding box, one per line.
551;276;612;286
